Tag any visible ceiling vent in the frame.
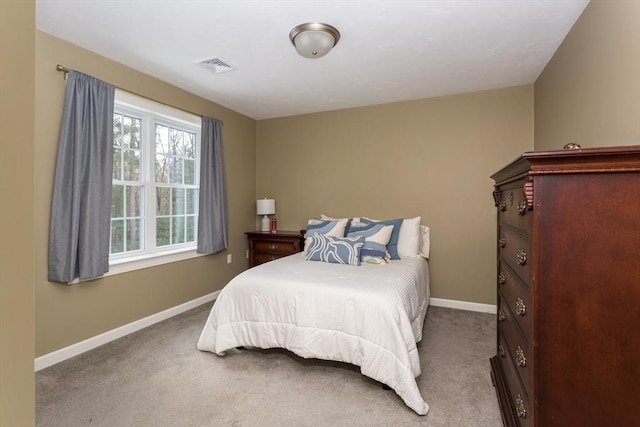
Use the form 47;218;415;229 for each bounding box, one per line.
197;57;235;74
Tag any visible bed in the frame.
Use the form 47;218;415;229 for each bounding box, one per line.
197;217;431;415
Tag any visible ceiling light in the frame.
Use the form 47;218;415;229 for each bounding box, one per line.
289;22;340;59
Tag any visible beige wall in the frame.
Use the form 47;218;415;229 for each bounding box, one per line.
256;86;534;304
1;0;36;425
535;0;640;150
34;32;257;356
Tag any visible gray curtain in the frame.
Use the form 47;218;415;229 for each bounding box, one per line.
197;116;228;254
48;70;115;283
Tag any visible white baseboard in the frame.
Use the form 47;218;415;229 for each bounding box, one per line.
35;292;492;371
35;291;219;372
430;297;497;314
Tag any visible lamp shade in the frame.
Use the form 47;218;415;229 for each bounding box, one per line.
257;199;275;215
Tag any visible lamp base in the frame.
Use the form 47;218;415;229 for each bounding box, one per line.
261;215;270;232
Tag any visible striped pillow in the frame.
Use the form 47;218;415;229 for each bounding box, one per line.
347;222;393;264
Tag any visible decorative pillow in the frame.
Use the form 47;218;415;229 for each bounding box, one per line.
397;216;421;257
306;234;365;266
304;218;349;252
347;222;393;263
360;217;403;260
319;214;363;235
419;225;430;259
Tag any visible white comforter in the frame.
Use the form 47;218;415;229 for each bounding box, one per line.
197;253;431;415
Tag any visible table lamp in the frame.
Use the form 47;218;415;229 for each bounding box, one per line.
257;198;275;232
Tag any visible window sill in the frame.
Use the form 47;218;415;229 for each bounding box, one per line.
107;247;207;277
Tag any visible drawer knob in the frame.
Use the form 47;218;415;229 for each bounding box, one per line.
498;310;506;322
515;298;526;316
516;346;526;367
499;237;506;248
269;243;278;251
516;249;527;266
517;199;527;215
515;395;527;419
498;272;506;286
498;344;506;358
499;200;507;212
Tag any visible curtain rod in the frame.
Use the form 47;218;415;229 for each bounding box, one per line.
56;64;223;124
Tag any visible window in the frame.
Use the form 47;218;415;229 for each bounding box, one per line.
109;91;202;273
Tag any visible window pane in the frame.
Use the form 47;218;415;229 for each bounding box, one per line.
126;185;141;217
186;216;195;242
113;114;123;147
155;125;170;183
186;189;197;215
122;116;132;147
126;219;141;251
169;127;181;154
172;216;185;244
185;133;195;158
112;184;124;217
156;187;170;215
170;157;183;184
113;148;122;180
123;149;140;181
155;152;169;183
172;188;185;215
156;217;171;247
110;220;124;254
128;117;141;149
184;159;195;185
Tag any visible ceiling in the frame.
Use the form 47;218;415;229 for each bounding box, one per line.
36;1;590;120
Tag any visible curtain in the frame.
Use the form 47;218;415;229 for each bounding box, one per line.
48;71;115;283
197;116;228;254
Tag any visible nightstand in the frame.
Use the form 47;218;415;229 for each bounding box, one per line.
245;230;305;267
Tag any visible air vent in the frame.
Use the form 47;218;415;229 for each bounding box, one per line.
197;57;235;74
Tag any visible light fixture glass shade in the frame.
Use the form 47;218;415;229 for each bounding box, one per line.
257;198;275;231
290;22;340;59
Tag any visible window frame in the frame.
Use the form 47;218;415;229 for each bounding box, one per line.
106;90;205;277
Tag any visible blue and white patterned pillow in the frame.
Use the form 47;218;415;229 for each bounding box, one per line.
360;217;403;259
304;218;349;252
306;234;365;266
347;222;393;264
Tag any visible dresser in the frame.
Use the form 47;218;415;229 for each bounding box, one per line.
245;230;305;267
489;146;640;427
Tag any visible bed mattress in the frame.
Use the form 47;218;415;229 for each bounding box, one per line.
197;252;431;415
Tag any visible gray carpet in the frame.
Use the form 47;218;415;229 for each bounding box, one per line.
36;303;503;426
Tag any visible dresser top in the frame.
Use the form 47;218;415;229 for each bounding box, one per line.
245;230;305;238
492;145;640;184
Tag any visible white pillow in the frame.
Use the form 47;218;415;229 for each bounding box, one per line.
396;216;421;257
419;225;430;259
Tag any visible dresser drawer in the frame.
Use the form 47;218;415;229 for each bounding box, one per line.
498;226;531;286
498;297;532;400
498;184;531;233
498;261;532;340
253;252;288;265
253;240;298;255
498;333;531;427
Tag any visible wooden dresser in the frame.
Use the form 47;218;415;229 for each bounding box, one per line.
489;146;640;427
245;230;305;267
